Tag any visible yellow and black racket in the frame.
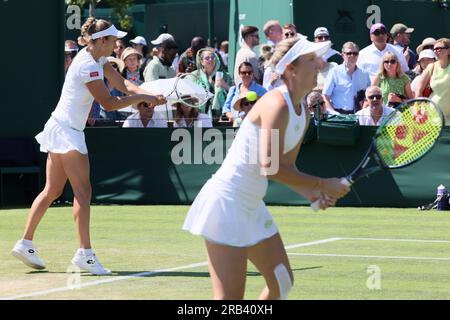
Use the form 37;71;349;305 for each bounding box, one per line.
311;98;444;211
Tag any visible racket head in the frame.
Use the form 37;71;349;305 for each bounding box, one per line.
166;73;214;109
373;98;444;169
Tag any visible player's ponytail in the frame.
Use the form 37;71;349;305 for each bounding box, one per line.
78;17;112;47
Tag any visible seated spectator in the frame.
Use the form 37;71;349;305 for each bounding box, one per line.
263;20;283;47
372;51;413;107
219;41;229;69
354;89;369;113
234;26;262;85
144;39;178;82
415;38;450;125
178;37;207;74
113;39;125;59
122;102;168;128
121;47;144;86
357;23;409;81
232;91;259;128
173;97;212;128
282;23;297;40
390;23;417;70
356;86;395;126
223;62;267;122
411;49;436;92
416;37;437;56
314;27;341;64
130;36;148;65
189;47;233;119
323;42;371;114
64;40;79;74
306;90;340;122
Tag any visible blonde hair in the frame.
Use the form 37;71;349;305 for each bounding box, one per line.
435;38;450;60
78;17;112;46
265;37;299;70
341;41;359;53
378;51;404;79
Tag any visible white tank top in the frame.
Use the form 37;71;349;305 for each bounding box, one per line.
212;85;307;197
275;85;307;154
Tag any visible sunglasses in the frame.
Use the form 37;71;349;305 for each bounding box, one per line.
344;51;359;56
372;30;387;36
368;94;382;101
316;36;329;41
239;71;253;76
433;46;449;53
310;101;325;108
111;63;118;69
242;101;256;107
202;56;215;62
284;32;295;38
384;59;397;65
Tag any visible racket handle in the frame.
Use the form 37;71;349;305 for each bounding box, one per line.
310;177;352;212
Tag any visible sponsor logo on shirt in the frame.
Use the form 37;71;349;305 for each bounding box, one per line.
90;72;99;78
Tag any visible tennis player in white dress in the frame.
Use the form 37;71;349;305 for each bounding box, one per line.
183;37;350;299
11;18;166;275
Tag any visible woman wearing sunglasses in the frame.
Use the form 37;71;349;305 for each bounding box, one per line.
372;51;413;107
415;38;450;125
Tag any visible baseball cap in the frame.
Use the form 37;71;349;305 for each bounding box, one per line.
418;49;436;61
314;27;330;38
370;23;387;34
130;36;147;46
151;33;175;46
275;37;331;74
390;23;414;37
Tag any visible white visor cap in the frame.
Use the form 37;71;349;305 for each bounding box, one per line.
275;38;331;74
91;25;128;40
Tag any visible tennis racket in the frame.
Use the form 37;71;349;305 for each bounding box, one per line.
164;73;214;109
311;98;444;211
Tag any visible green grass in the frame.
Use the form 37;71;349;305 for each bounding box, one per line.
1;206;450;300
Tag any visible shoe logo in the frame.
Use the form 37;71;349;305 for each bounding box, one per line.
28;249;35;254
86;260;96;265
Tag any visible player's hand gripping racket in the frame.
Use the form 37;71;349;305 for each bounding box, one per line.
311;98;444;211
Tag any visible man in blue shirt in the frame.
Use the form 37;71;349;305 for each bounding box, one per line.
323;42;371;114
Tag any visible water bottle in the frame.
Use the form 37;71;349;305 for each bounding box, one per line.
437;184;447;211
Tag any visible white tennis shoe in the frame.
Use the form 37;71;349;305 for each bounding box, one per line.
71;252;112;276
11;240;46;270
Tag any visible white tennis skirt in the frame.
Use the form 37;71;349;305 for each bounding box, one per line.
35;117;88;155
183;176;278;248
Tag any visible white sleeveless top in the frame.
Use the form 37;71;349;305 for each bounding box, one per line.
52;48;108;131
276;85;307;154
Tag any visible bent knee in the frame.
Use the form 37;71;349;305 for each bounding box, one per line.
72;187;92;205
42;188;64;202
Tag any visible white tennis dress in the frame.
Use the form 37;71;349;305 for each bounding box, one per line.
36;48;108;154
183;85;308;247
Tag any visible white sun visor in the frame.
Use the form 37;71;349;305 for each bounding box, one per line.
91;25;128;40
275;38;331;74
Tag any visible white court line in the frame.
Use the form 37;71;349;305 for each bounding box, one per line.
341;237;450;244
1;238;337;300
288;253;450;261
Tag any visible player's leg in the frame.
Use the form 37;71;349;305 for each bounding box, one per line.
60;151;110;275
205;240;248;300
12;152;67;269
247;233;294;300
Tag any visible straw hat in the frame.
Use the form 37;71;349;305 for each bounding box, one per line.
233;91;259;111
107;56;125;73
416;37;437;55
120;47;143;61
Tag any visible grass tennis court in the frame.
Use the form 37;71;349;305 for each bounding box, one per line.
1;206;449;300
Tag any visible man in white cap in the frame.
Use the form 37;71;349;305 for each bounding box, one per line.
390;23;416;69
150;33;178;72
357;23;409;81
314;27;331;42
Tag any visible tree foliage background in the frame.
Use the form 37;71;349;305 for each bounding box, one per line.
66;0;134;30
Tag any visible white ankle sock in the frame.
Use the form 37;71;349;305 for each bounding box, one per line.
21;239;33;247
77;248;93;256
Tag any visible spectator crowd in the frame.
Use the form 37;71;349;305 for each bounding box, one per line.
65;20;450;128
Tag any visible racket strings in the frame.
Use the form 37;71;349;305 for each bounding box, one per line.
375;101;443;167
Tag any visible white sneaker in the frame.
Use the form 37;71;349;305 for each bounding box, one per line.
11;240;46;270
71;252;112;276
